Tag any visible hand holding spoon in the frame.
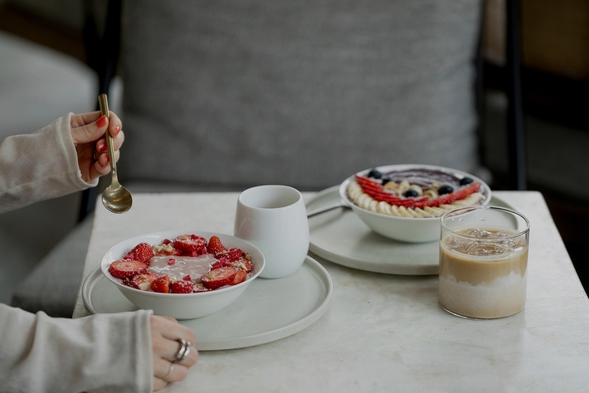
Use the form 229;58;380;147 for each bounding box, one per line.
98;94;133;213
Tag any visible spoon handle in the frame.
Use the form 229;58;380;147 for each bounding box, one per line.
98;94;119;185
306;200;350;218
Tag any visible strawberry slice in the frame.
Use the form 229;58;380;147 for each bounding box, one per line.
109;259;148;279
231;270;247;285
171;280;194;293
151;275;171;293
173;234;207;256
425;182;481;207
153;242;182;256
123;242;155;263
354;175;481;209
207;235;226;255
201;267;237;289
208;237;244;260
128;273;159;291
193;283;212;293
216;247;244;261
231;256;254;273
211;255;232;270
355;176;427;206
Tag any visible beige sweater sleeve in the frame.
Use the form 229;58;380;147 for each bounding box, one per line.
0;116;153;391
0;304;153;393
0;113;98;213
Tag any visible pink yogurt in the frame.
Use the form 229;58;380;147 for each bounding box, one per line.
147;254;217;283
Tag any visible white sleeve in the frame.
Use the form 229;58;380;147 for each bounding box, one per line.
0;113;98;213
0;304;153;393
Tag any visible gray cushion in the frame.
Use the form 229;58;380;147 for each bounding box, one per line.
10;216;93;318
119;0;483;190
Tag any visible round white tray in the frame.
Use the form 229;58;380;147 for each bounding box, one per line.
307;186;513;275
82;256;332;351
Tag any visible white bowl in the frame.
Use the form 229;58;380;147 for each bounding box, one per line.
101;230;265;320
339;164;492;243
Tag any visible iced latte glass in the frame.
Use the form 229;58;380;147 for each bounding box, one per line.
439;206;530;319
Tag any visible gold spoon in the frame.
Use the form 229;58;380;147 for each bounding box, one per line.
306;199;350;218
98;94;133;213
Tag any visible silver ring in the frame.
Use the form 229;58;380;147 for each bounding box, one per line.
173;338;191;364
162;363;174;379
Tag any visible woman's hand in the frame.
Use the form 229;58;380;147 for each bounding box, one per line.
70;111;125;182
150;315;199;391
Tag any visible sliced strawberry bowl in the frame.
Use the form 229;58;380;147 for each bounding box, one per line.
100;231;265;320
339;164;492;243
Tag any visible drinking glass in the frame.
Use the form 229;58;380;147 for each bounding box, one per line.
439;206;530;319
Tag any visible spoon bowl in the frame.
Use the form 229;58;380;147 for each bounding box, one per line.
102;180;133;214
98;94;133;214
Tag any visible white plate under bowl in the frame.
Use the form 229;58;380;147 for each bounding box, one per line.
83;256;332;351
307;186;513;275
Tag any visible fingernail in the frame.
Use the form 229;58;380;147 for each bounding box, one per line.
98;142;107;152
115;125;120;135
96;115;108;128
104;155;110;163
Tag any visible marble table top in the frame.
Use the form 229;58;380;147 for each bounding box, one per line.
73;191;589;392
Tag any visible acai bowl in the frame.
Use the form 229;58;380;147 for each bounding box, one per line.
339;164;492;243
100;230;265;319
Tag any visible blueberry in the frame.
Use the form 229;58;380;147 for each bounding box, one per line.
367;169;382;179
459;177;474;186
404;189;419;198
438;184;454;195
381;177;391;186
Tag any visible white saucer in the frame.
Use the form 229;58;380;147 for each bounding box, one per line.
306;186;513;275
82;256;332;351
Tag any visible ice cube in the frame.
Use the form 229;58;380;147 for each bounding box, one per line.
461;228;494;238
466;242;506;257
444;235;475;253
491;231;509;238
499;237;526;253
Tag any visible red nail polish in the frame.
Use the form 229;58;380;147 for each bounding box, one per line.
96;115;108;128
115;126;120;135
98;142;107;152
104;155;110;163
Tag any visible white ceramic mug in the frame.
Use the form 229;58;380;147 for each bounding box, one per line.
234;185;309;279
